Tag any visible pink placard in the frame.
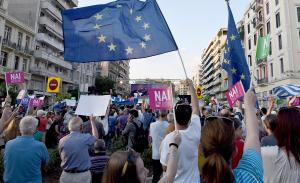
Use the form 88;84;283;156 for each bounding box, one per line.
29;98;44;108
292;97;300;106
5;72;25;84
226;81;245;108
148;86;173;110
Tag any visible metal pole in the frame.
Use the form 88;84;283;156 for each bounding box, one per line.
177;50;188;79
4;73;9;96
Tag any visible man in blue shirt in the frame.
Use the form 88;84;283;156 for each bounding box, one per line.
4;116;49;183
59;116;98;183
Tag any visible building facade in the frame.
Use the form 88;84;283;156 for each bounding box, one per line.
175;80;189;95
192;64;203;87
0;0;35;89
243;0;300;105
98;61;130;96
200;28;228;102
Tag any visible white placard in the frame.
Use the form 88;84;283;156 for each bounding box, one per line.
75;95;111;116
17;90;26;100
65;99;76;107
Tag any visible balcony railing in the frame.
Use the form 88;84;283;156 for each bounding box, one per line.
2;39;16;50
40;1;62;21
36;33;64;51
30;67;73;83
256;58;267;65
255;16;264;29
39;17;63;36
35;50;72;70
15;45;34;56
257;77;268;85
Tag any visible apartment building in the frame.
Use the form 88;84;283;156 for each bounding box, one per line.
0;0;35;87
201;28;228;102
192;64;203;87
243;0;300;104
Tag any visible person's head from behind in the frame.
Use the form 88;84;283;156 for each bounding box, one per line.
201;117;235;183
167;113;174;124
175;101;192;127
68;117;83;132
128;109;138;122
94;139;106;153
275;107;300;164
159;110;168;120
261;107;267;116
220;109;230;117
263;114;277;135
19;116;39;136
102;150;148;183
232;117;243;139
109;109;116;116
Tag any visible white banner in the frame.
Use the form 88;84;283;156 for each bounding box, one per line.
75;95;111;116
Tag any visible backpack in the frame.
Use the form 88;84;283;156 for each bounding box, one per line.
132;121;149;153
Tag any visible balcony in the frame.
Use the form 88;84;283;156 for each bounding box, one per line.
0;65;31;80
36;33;64;51
15;45;34;57
257;77;268;85
39;17;63;37
30;67;73;83
2;39;16;50
255;0;263;12
40;1;62;21
255;16;264;29
35;50;72;70
256;58;267;65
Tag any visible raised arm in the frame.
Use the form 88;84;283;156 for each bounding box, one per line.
90;115;99;139
244;89;261;154
158;131;181;183
187;79;199;116
267;97;275;115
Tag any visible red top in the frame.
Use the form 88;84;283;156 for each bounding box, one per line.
37;117;47;132
232;138;244;169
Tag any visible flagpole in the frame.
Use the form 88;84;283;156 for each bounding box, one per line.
177;50;188;79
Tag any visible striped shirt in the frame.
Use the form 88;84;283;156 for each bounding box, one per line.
90;152;109;174
234;149;264;183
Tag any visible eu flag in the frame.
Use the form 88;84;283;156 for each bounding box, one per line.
222;3;250;91
62;0;178;62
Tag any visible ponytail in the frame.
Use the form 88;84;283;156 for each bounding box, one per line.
202;153;234;183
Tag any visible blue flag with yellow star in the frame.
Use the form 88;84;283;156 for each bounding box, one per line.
222;3;250;91
62;0;178;62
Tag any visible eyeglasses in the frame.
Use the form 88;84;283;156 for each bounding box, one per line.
205;116;234;126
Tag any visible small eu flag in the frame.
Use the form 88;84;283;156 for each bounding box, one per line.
222;3;251;91
62;0;178;63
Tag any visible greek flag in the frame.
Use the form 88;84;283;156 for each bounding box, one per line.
272;84;300;98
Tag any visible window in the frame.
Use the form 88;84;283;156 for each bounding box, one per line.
22;59;27;71
248;55;252;66
25;36;30;50
247;23;250;34
248;13;250;18
14;56;19;70
259;28;263;36
254;34;257;45
266;3;270;14
256;70;259;79
4;26;12;43
269;41;272;55
278;34;282;50
17;32;23;48
276;12;281;28
0;51;7;66
267;21;271;34
262;66;266;78
297;7;300;22
280;58;284;73
248;38;252;50
252;18;256;28
270;63;274;77
275;0;279;5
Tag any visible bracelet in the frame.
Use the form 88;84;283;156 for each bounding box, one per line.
169;143;178;149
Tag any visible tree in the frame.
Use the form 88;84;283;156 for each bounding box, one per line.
56;93;71;102
0;82;19;105
95;76;115;95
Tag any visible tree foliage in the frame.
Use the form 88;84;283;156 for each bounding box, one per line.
95;76;115;95
56;92;71;102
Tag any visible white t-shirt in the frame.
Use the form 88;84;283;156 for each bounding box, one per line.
160;114;201;183
149;120;169;160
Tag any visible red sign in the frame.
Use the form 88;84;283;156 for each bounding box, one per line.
5;72;25;84
226;81;245;108
49;79;58;90
148;86;173;110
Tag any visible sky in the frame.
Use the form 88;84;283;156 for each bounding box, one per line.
78;0;250;80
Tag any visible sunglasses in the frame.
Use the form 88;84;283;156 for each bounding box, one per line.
205;116;234;126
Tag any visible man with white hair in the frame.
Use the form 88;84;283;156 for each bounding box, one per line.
59;116;98;183
4;116;49;183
